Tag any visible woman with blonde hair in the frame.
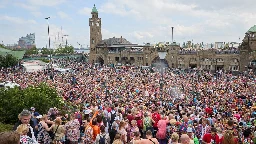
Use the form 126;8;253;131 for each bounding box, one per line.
16;124;38;144
113;133;124;144
52;117;65;144
168;132;179;144
37;114;53;144
220;130;238;144
130;120;139;140
118;121;128;143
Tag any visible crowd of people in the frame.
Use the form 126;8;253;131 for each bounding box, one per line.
0;58;256;144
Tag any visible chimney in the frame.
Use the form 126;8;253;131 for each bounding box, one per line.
171;27;174;43
121;36;123;43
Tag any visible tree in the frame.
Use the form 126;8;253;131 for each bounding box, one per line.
0;54;18;68
0;83;64;124
65;45;74;54
25;46;38;55
54;45;74;55
41;47;52;55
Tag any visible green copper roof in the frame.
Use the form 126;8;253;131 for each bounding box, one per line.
247;25;256;33
92;4;98;13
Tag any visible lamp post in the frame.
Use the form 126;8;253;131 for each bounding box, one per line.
64;35;69;47
45;17;53;76
157;51;167;99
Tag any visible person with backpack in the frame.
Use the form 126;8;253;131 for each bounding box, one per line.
95;125;110;144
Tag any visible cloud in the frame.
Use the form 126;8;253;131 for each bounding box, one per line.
0;15;37;25
26;0;66;7
31;11;42;17
98;0;256;44
15;3;37;11
78;7;91;16
0;0;8;8
57;11;71;20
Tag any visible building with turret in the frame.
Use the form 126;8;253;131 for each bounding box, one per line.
88;5;256;72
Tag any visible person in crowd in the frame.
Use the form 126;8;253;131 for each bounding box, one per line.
112;133;123;144
220;130;238;144
13;110;36;140
65;114;80;144
168;132;179;144
31;112;40;138
118;121;128;143
0;131;20;144
95;125;110;144
83;118;94;144
156;115;169;144
129;131;142;144
16;124;38;144
180;134;191;144
130;120;140;140
143;112;155;137
202;127;220;144
52;117;65;144
140;130;159;144
37;114;53;144
109;125;118;144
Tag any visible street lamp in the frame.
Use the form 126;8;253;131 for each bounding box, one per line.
64;35;69;47
45;17;53;77
157;51;167;99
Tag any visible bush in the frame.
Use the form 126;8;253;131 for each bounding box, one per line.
0;123;13;132
0;54;18;68
0;83;64;124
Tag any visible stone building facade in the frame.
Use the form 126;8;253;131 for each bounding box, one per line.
88;5;256;72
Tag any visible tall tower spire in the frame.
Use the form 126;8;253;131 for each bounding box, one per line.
89;4;102;63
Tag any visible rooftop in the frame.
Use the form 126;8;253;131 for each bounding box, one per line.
247;25;256;33
99;37;132;46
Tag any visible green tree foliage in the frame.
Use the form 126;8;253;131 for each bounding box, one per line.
0;54;18;68
0;83;64;124
0;123;13;132
54;45;74;55
41;48;53;55
25;46;38;55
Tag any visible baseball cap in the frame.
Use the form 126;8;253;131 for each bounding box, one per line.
30;107;35;111
34;112;40;117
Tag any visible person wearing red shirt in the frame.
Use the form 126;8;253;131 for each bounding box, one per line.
152;108;161;137
126;109;134;124
202;127;220;144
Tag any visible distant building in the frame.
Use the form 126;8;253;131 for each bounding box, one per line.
53;27;66;49
18;33;36;49
88;5;256;72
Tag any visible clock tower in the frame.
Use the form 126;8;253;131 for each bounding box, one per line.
89;4;102;63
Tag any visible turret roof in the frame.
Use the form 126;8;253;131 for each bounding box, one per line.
92;4;98;13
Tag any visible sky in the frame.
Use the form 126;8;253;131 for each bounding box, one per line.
0;0;256;48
